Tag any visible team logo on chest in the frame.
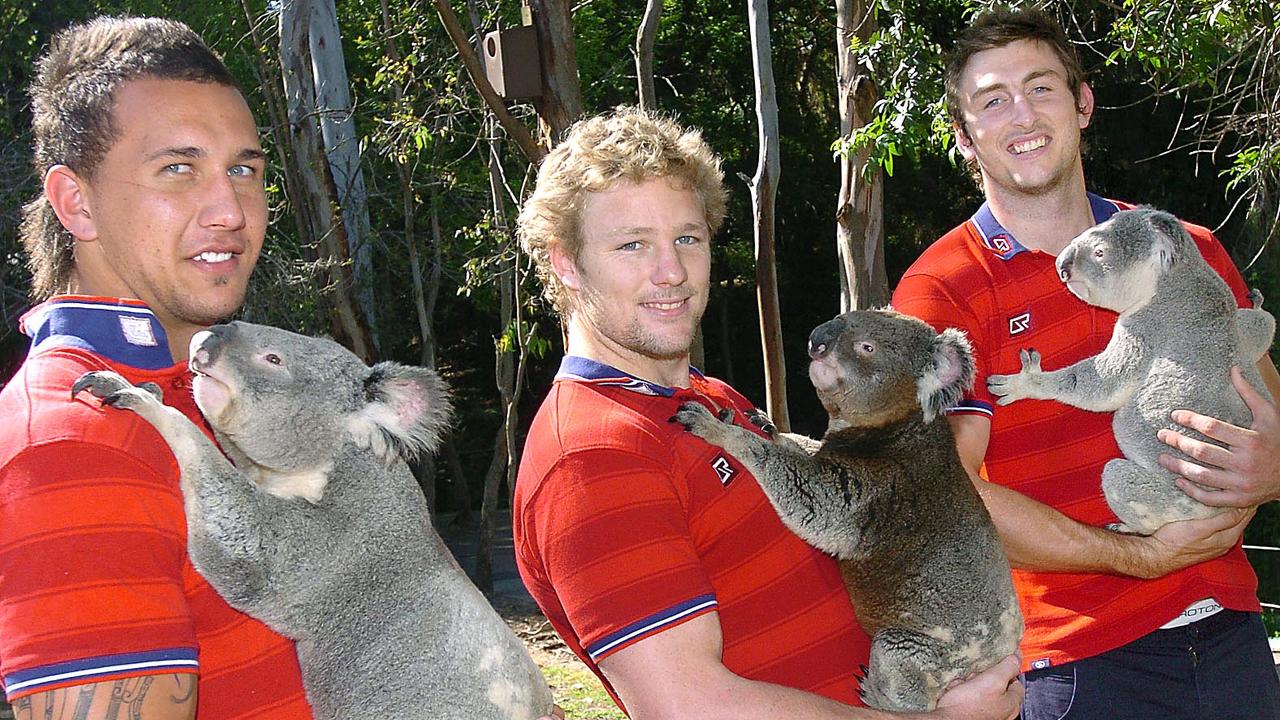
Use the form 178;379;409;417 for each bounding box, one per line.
1008;312;1031;336
711;454;738;486
990;234;1012;254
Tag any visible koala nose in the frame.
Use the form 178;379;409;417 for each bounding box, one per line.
808;319;842;359
196;323;237;360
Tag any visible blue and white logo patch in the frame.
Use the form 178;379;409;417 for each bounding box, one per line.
119;315;158;346
1030;658;1051;670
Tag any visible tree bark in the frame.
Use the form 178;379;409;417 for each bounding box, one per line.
432;0;546;163
306;0;378;345
635;0;661;111
528;0;584;143
746;0;790;431
279;0;375;361
835;0;889;311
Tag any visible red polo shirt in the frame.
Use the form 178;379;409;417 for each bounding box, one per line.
0;296;313;718
515;356;872;712
892;196;1261;671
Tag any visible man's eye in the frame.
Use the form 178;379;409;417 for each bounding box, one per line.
163;163;193;174
228;164;258;177
675;235;702;245
618;241;642;251
984;97;1003;110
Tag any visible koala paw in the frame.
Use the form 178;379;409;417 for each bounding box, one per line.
986;349;1043;406
672;401;732;448
1248;288;1265;310
73;371;164;411
745;408;777;438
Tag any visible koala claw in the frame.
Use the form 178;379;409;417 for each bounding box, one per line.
673;401;729;446
73;371;162;410
746;408;777;438
987;349;1045;406
1018;348;1042;372
1248;288;1265;310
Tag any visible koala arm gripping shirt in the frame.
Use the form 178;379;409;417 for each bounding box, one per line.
891;197;1260;673
0;296;313;719
514;356;871;713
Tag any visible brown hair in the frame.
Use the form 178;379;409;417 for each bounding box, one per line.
21;16;238;299
517;106;728;315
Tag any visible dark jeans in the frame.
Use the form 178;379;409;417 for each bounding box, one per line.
1020;610;1280;720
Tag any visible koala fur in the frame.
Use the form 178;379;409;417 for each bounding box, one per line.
675;309;1021;712
73;321;553;720
987;208;1276;535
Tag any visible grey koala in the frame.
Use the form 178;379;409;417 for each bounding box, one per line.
73;321;554;720
987;208;1275;535
674;309;1021;712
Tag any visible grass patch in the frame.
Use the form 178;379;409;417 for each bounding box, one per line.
540;663;626;720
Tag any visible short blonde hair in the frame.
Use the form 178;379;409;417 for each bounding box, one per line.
517;106;727;315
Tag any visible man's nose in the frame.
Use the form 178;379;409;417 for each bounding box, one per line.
652;243;689;285
197;174;249;230
1010;94;1037;128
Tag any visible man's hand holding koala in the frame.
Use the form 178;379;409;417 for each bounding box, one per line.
74;321;555;720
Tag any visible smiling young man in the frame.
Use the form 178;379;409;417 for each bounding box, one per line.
0;17;312;719
513;106;1023;720
891;7;1280;719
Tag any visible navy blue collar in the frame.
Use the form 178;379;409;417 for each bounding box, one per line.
555;355;704;397
971;192;1121;260
19;296;176;370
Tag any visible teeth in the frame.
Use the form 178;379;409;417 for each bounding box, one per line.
646;300;685;310
1011;137;1048;154
194;251;234;263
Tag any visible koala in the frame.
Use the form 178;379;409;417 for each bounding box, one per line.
72;321;554;720
987;208;1276;535
675;309;1021;712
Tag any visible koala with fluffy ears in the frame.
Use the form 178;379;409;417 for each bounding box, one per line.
73;321;554;720
987;208;1275;535
674;309;1021;712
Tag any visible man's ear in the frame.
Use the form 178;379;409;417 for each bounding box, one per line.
1076;82;1095;130
953;122;976;161
44;165;98;241
548;240;581;291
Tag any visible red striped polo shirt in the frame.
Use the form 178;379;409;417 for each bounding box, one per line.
514;356;871;712
0;296;313;718
892;196;1261;671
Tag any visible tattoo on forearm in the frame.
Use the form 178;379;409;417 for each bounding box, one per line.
169;675;194;705
15;675;184;720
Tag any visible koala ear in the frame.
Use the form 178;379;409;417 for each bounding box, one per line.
1145;212;1185;273
347;362;453;464
916;328;976;422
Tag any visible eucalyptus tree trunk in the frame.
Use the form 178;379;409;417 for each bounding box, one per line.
528;0;584;143
835;0;889;311
746;0;790;431
635;0;661;111
279;0;375;361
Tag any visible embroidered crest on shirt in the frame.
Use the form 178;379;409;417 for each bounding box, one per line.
990;234;1013;254
711;454;737;486
1008;312;1031;336
119;315;159;346
1030;658;1051;670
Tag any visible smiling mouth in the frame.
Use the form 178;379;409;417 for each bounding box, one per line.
642;299;688;311
1010;137;1048;154
192;251;237;264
